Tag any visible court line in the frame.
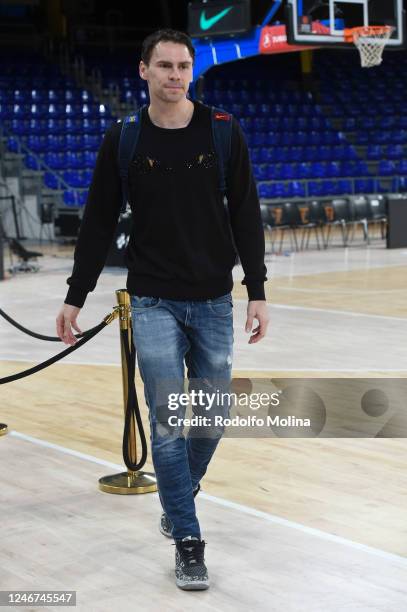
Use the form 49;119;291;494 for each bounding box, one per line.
234;300;407;322
7;430;407;569
1;357;406;373
0;356;121;367
226;367;407;373
273;287;406;294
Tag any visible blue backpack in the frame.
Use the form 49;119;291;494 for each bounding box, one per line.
117;103;233;214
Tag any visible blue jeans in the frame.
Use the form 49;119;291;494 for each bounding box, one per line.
130;292;234;541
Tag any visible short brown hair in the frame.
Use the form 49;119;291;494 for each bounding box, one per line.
141;29;195;66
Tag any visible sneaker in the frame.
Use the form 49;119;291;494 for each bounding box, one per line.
159;484;201;538
173;536;209;590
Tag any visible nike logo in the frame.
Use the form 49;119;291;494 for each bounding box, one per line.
200;7;233;31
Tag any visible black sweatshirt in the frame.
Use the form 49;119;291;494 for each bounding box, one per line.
65;99;267;308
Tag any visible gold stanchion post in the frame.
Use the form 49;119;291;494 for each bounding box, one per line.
0;423;8;436
99;289;157;494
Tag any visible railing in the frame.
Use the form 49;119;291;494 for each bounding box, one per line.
257;175;405;200
0;124;85;206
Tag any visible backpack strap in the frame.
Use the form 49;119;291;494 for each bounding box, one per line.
118;106;145;214
210;106;233;197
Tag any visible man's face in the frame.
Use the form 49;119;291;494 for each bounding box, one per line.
139;41;194;103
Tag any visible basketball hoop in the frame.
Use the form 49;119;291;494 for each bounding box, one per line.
344;25;394;68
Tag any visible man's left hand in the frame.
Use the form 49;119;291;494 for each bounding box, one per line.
245;300;269;344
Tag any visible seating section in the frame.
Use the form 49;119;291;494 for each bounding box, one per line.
1;49;407;208
0;51;113;206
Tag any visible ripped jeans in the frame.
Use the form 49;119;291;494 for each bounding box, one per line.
130;292;234;541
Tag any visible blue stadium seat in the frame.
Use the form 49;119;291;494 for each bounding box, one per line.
310;162;326;178
336;179;353;195
266;117;280;131
44;118;62;134
63;190;79;206
253;164;268;181
356;131;370;145
258;183;274;199
308;181;325;197
378;160;396;176
9;118;28;135
231;103;243;117
297;162;310;179
343;118;357;131
355;179;375;194
24;153;40;170
82;118;99;134
7;136;20;153
374;131;391;145
252;132;267;147
393;130;407;144
47;103;65;118
366;145;382;161
47;89;62;102
65;151;84;169
63;170;86;188
47;134;66;152
386;145;404;160
379;117;396;130
13;90;29;103
82;170;93;184
326;161;341;178
78;190;88;206
397;176;407;191
44;172;60;189
27;135;47;152
44;152;65;170
29;90;44;103
82;151;96;169
291;181;306;198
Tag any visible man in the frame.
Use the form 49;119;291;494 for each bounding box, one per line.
56;29;269;591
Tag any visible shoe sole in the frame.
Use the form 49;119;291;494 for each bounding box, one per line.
176;578;210;590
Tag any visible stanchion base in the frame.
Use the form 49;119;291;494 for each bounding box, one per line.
98;470;157;494
0;423;8;436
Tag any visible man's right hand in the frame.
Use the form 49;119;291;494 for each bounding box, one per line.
56;304;83;346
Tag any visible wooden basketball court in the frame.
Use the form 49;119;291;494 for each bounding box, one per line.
1;236;406;609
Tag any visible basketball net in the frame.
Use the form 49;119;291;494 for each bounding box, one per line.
344;26;394;68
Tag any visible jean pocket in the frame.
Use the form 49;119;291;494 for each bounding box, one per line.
131;295;162;310
207;293;233;316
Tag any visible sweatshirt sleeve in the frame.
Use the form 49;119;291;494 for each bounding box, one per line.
226;116;268;301
64;125;122;308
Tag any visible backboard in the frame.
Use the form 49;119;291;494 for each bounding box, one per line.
286;0;405;48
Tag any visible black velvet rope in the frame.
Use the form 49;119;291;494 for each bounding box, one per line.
0;321;107;384
121;327;148;472
0;307;100;341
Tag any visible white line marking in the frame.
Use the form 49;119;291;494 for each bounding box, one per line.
0;357;121;367
275;287;407;295
228;368;407;373
7;430;407;569
1;358;406;374
234;300;407;322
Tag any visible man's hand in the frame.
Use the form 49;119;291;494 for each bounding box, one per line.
56;304;82;346
245;300;269;344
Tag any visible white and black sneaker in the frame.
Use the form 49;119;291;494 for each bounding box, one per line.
159;484;201;538
173;536;209;590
